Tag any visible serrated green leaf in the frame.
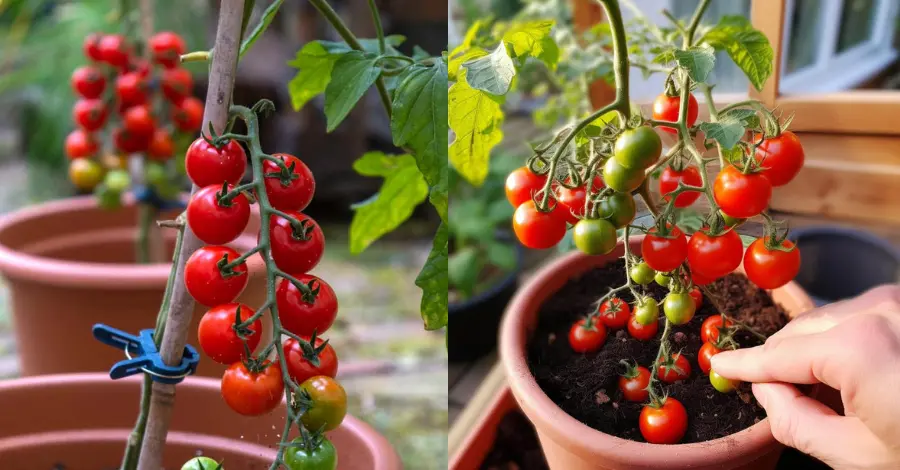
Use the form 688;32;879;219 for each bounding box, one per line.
673;45;716;82
502;20;559;68
349;152;429;254
653;46;676;64
390;63;448;184
324;51;382;131
416;223;449;330
449;47;489;82
702;15;773;91
675;208;705;234
739;234;757;248
412;45;431;60
722;108;760;128
448;246;482;298
699;115;746;150
287;41;338;111
461;43;516;96
318;36;406;55
449;81;504;186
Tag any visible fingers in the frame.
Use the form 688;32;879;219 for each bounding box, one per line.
754;383;897;470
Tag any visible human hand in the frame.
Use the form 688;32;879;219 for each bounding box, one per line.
711;285;900;470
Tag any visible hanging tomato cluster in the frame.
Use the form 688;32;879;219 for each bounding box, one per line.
67;31;202;208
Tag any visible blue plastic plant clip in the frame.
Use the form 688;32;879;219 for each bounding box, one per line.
92;324;199;385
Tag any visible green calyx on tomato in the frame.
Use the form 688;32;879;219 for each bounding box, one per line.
181;456;223;470
283;434;338;470
596;192;636;228
603;157;645;193
573;218;617;255
630;261;656;285
614;126;662;170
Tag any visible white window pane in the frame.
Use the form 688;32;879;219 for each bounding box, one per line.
837;0;877;52
785;0;822;73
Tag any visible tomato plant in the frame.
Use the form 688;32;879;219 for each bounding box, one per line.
185;138;247;187
641;227;688;273
663;292;696;325
172;97;204;132
71;66;106;99
687;229;743;279
73;99;108;131
629;262;656;285
709;369;739;393
599;297;631;330
755;131;805;187
573;218;617;255
65;130;99;159
640;398;688;444
659;166;702;207
263;153;316;212
556;176;604;224
187;185;251;245
505;166;546;208
283;336;338;385
181;457;223;470
628;313;658;341
744;238;801;289
299;376;348;432
657;353;691;383
513;200;567;249
700;315;733;343
221;362;284;416
697;341;720;375
713;165;772;219
613;126;662;170
602;156;644;193
276;274;338;337
569;318;607;353
268;211;326;274
619;363;652;402
596;192;636;229
688;287;703;309
149;31;186;68
283;436;338;470
184;246;248;307
652;93;698;134
197;303;261;365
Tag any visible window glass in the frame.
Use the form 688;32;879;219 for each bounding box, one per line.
785;0;821;73
837;0;877;52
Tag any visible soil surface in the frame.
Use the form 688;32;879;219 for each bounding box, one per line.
527;259;789;443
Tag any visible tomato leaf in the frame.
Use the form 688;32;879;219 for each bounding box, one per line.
739;234;756;248
449;47;488;82
675;208;705;234
487;241;518;271
702;16;773;91
502;20;559;69
461;43;516;96
390;62;449;222
416;222;449;330
699;115;745;150
673;45;716;82
349;152;428;254
287;41;339;111
448;246;482;298
324;51;382;132
448;81;505;186
721;108;760;128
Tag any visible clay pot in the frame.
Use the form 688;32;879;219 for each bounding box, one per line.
0;372;401;469
500;237;816;470
449;385;520;470
0;196;268;378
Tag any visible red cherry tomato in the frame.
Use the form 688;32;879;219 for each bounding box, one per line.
221;362;284;416
115;72;147;108
640;226;688;273
692;270;715;286
505;166;546;207
687;229;743;279
73;99;108;131
713;165;771;219
743;238;801;289
701;314;733;344
599;297;631;329
689;287;703;310
283;336;338;385
113;127;151;154
147;129;174;161
698;341;722;375
197;303;261;365
652;93;699;134
658;353;691;383
65;130;99;159
513;200;566;250
276;274;338;337
161;67;193;104
83;33;104;61
149;31;186;68
185;138;247;187
618;365;651;402
555;176;604;224
659;166;702;207
627;314;658;341
568;318;607;353
172;97;204;132
98;34;130;67
187;185;251;245
71;66;106;99
755;131;804;187
263;153;316;211
268;211;325;274
184;246;249;307
640;397;688;444
122;105;156;139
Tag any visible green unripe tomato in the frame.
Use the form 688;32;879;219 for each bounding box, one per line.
182;457;222;470
283;436;338;470
573;219;617;255
630;262;656;285
614;126;662;170
663;292;696;325
104;169;130;193
94;184;122;210
633;297;659;325
603;157;645;193
597;192;636;228
710;369;739;393
145;161;167;188
654;271;672;287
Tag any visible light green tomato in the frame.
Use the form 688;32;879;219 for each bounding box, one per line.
630;262;656;285
181;456;222;470
710;369;739;393
104;169;130;193
654;271;672;287
145;161;167;188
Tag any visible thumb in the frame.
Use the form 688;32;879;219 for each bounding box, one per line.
754;383;896;469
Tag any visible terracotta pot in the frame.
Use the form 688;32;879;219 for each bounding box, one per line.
449;386;520;470
0;372;401;469
0;196;268;378
500;237;817;470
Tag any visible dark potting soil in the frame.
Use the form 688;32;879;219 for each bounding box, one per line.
527;259;789;444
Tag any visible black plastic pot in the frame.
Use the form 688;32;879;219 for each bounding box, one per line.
788;226;900;306
448;245;524;362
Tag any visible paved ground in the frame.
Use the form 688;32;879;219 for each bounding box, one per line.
0;160;447;469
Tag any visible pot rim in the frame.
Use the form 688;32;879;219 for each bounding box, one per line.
0;196;255;289
500;237;815;467
0;372;402;469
